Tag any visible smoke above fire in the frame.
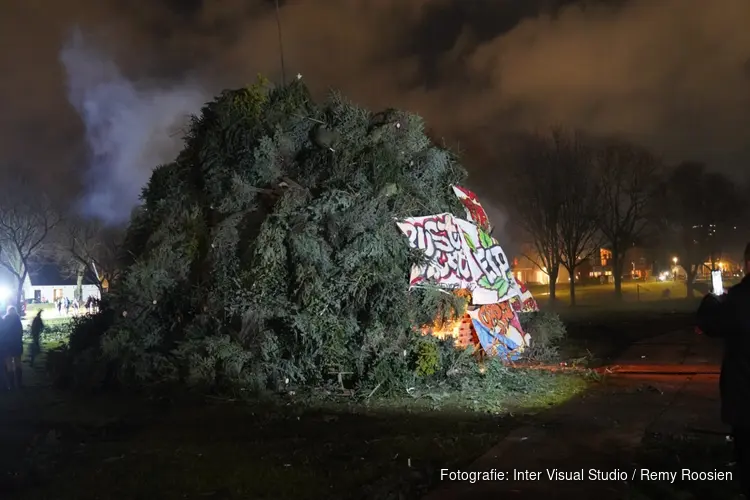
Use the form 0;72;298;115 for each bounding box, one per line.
2;0;750;222
59;30;208;224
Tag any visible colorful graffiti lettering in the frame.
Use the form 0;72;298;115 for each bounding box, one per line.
396;214;475;286
470;302;529;360
477;301;516;336
517;278;539;311
397;213;522;304
509;278;539;312
452;185;490;232
397;185;540;361
454;219;516;300
510;295;539;313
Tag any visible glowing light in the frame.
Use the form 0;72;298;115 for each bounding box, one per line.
672;256;678;265
421;317;464;340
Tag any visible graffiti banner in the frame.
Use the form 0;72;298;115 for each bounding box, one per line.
396;213;481;290
468;302;530;361
453;217;523;304
509;278;539;313
452;185;490;232
396;213;522;305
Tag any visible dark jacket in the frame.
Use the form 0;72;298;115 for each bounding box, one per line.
697;275;750;427
1;311;24;356
31;311;44;342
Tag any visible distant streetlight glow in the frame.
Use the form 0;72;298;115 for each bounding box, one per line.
672;256;678;265
0;286;10;301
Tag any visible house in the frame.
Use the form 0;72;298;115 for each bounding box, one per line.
623;246;654;280
696;254;743;279
511;245;572;285
578;246;654;281
578;248;615;283
513;244;653;284
23;264;101;303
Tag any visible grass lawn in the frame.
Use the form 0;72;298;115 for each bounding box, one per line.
25;303;57;313
625;432;740;499
528;280;706;306
552;301;701;368
2;300;702;499
1;337;587;500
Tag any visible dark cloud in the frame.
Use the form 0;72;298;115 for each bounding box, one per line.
1;0;749;223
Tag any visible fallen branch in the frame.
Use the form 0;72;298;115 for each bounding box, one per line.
366;382;382;400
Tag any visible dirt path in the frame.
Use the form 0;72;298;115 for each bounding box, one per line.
423;330;725;500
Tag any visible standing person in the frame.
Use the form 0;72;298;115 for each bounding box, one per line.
64;296;70;316
56;298;62;316
696;242;750;498
29;309;44;367
0;305;24;390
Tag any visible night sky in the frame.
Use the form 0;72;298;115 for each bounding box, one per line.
2;0;750;225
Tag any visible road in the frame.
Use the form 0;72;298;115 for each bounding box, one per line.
424;329;725;499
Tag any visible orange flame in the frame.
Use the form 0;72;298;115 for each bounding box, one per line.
421;317;464;340
416;288;475;347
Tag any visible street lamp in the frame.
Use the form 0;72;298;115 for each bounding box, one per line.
672;256;678;265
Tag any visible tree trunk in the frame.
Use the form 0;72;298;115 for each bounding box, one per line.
76;269;84;301
548;266;559;301
685;265;698;298
568;268;576;306
612;249;624;300
15;271;26;312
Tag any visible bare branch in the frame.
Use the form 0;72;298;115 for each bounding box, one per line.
591;138;661;296
0;179;61;305
48;217;125;294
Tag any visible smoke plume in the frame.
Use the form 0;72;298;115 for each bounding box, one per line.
2;0;750;226
59;30;208;224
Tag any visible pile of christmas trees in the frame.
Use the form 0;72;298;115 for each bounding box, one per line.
88;77;471;391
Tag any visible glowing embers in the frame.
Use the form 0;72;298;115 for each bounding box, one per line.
396;185;541;360
419;288;477;348
421;314;477;348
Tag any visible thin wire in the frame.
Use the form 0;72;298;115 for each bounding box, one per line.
274;0;286;85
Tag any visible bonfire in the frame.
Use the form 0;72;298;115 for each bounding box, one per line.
397;186;539;361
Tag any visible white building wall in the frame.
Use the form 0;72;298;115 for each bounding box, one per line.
24;284;101;303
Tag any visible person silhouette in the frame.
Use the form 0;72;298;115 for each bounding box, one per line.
0;305;24;390
697;242;750;498
29;309;44;367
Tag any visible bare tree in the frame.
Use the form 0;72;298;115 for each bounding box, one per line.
52;217;124;297
660;162;741;298
0;186;61;308
551;129;602;306
594;140;661;300
505;131;566;301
